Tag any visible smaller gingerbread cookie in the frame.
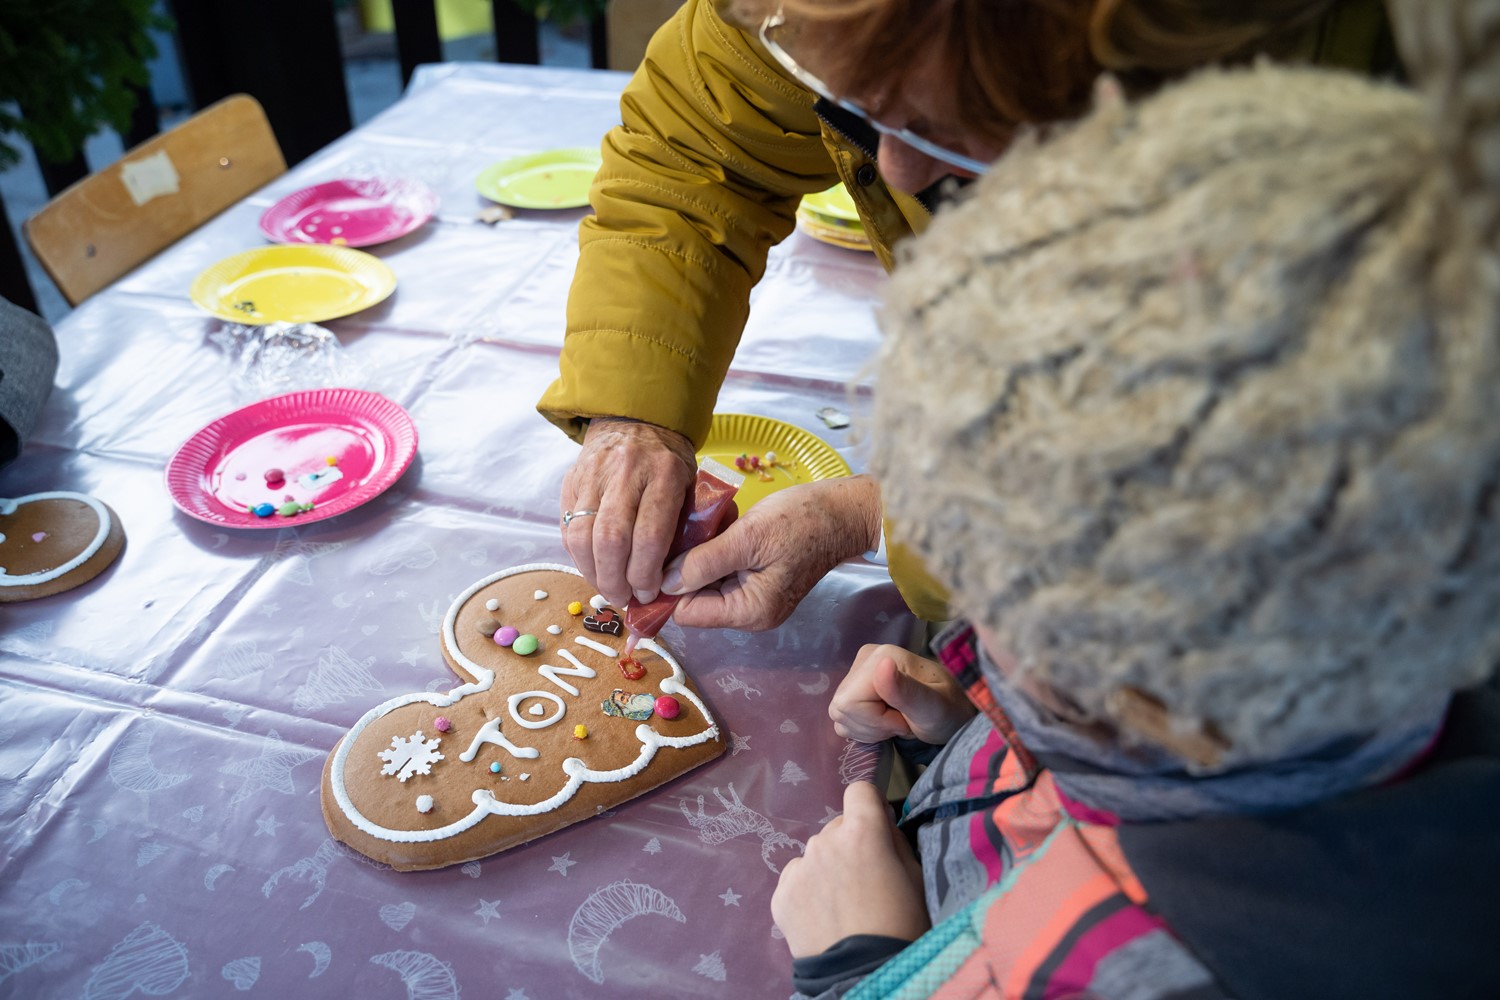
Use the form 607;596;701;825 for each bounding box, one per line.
0;491;125;602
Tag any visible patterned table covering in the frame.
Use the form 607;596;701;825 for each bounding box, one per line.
0;64;909;999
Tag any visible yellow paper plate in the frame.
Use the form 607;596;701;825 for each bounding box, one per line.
797;208;874;252
190;245;396;324
698;413;852;513
800;182;861;223
475;147;602;209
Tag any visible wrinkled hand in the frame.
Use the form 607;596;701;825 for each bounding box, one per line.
661;476;882;632
772;781;929;959
561;418;696;607
830;644;977;746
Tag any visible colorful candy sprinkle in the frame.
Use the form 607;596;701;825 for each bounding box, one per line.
477;619;500;637
547;624;563;635
495;626;520;647
512;633;539;656
325;456;338;466
264;468;285;485
572;724;588;740
490;762;502;774
654;696;681;720
434;717;452;733
276;501;302;517
251;502;275;517
567;601;583;615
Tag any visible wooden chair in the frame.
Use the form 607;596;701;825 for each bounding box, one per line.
23;94;287;306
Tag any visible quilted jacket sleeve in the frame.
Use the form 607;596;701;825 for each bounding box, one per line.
536;0;841;447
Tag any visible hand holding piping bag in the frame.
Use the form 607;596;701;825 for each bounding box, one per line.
620;457;744;659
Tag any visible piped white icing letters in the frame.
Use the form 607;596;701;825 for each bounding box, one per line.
458;718;539;762
537;649;597;697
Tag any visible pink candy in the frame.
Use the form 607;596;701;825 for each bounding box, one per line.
654;696;680;720
495;626;519;647
434;717;452;733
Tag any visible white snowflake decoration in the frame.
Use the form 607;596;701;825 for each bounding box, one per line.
378;731;444;781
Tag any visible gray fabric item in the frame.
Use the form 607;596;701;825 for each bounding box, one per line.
0;296;58;467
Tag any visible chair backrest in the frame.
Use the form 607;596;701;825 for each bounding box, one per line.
23;94;287;306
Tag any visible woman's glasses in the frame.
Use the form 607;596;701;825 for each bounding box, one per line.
758;6;993;176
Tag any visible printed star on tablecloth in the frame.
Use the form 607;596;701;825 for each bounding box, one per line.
255;815;282;837
819;806;842;825
219;729;321;807
400;645;423;666
475;898;503;925
719;888;742;907
547;853;578;876
257;602;282;618
729;732;752;756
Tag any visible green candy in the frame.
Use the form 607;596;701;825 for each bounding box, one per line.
512;633;539;656
276;501;302;517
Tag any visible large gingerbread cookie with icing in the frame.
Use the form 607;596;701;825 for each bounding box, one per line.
0;492;126;603
321;563;724;870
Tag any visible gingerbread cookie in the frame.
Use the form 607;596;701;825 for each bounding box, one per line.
0;491;126;603
321;563;724;871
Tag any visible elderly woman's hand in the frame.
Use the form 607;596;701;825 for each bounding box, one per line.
772;781;930;958
661;475;882;631
830;644;977;745
561;417;698;608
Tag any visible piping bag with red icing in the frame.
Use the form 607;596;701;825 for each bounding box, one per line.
621;457;745;661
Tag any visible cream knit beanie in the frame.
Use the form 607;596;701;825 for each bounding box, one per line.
873;0;1500;765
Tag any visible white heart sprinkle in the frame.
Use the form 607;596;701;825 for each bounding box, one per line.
533;590;548;600
520;773;530;781
547;625;562;635
528;704;544;716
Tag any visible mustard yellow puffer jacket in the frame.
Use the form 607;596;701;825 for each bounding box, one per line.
536;0;1395;622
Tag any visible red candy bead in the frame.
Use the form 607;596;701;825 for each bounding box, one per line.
264;468;285;485
654;696;680;720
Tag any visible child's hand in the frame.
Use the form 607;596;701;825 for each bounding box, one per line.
829;643;977;745
771;781;930;958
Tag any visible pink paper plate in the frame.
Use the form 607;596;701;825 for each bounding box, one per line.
258;177;438;247
166;388;418;528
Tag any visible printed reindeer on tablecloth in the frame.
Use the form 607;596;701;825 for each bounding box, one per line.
679;783;804;873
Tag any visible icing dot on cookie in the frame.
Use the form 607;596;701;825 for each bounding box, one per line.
533;589;548;600
485;599;500;612
547;624;562;635
416;795;434;814
589;594;608;610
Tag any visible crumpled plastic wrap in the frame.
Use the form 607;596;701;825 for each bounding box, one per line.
206;321;372;402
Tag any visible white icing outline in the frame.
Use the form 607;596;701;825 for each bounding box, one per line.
328;563;719;843
0;492;111;587
574;635;617;657
458;718;538;762
509;690;565;729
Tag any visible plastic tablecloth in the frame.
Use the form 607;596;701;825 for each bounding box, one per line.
0;64;912;999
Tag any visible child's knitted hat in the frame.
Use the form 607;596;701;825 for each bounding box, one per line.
873;0;1499;766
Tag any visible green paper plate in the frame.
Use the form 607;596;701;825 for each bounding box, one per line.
475;147;603;210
